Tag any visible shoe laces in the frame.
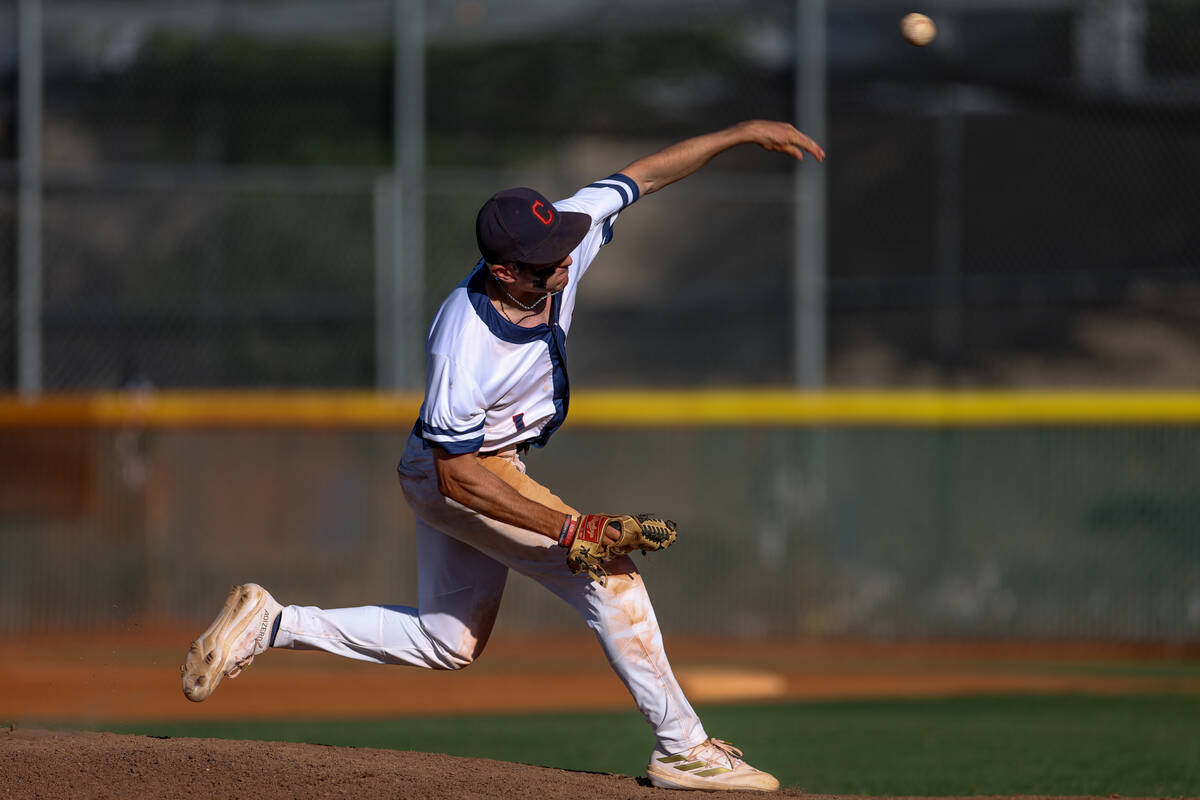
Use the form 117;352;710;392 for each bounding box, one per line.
695;738;744;769
226;654;255;679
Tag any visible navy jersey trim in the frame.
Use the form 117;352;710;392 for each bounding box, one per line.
456;260;570;450
465;261;557;344
430;436;485;455
587;172;640;207
532;321;570;448
420;419;485;438
608;172;640;203
416;418;486;454
408;420;486;455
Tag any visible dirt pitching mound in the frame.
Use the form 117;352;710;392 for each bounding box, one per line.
3;727;823;799
0;728;1136;800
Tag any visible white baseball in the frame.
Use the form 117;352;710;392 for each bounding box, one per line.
901;12;937;47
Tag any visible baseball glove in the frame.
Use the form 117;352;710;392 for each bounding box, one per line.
559;513;678;586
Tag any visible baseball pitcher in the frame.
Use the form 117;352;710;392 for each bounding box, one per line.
181;120;823;792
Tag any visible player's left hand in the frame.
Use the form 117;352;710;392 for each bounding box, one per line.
559;513;678;587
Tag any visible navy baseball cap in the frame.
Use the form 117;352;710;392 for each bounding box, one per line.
475;187;590;266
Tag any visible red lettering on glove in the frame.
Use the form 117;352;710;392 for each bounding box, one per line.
578;515;606;544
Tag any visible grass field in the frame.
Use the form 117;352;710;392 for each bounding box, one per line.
74;693;1200;796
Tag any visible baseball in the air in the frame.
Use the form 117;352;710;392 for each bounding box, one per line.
900;12;937;46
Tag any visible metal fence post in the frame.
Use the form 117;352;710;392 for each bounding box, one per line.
18;0;43;396
389;0;426;391
795;0;827;389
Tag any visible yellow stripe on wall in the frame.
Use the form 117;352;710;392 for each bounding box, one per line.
1;389;1199;428
0;391;424;428
570;390;1200;426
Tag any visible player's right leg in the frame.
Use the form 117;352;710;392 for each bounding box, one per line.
272;520;508;669
180;523;509;703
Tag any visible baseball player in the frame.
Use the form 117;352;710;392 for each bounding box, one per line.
182;119;824;792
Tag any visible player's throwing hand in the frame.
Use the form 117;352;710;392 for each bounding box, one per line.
738;119;825;162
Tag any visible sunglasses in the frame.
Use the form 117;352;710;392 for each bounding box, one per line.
515;262;563;281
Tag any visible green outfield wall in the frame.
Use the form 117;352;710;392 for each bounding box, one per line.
1;390;1197;641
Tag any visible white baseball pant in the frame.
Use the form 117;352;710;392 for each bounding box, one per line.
271;432;708;753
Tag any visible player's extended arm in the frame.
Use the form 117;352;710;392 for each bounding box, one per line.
619;119;824;198
432;448;570;539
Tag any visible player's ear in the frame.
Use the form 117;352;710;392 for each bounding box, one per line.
489;262;520;285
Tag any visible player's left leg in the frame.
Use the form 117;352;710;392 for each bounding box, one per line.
527;553;710;754
401;440;710;757
454;450;777;789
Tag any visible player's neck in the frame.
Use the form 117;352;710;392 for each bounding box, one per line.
489;278;549;327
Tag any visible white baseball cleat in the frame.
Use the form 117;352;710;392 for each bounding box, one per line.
646;737;780;792
180;583;282;702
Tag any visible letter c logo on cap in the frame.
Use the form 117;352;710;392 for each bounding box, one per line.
532;200;554;225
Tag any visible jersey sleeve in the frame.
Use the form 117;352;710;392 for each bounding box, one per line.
554;173;640;281
417;353;486;454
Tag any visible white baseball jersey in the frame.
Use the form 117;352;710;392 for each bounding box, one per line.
415;173;640;455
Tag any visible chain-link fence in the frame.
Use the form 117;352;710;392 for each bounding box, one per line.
2;0;1198;390
1;1;1198;641
1;419;1197;639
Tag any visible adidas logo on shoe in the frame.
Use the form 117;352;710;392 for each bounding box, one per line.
647;737;780;792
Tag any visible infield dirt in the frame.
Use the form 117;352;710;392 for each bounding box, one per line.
3;631;1198;799
4;629;1198;722
0;726;1167;800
